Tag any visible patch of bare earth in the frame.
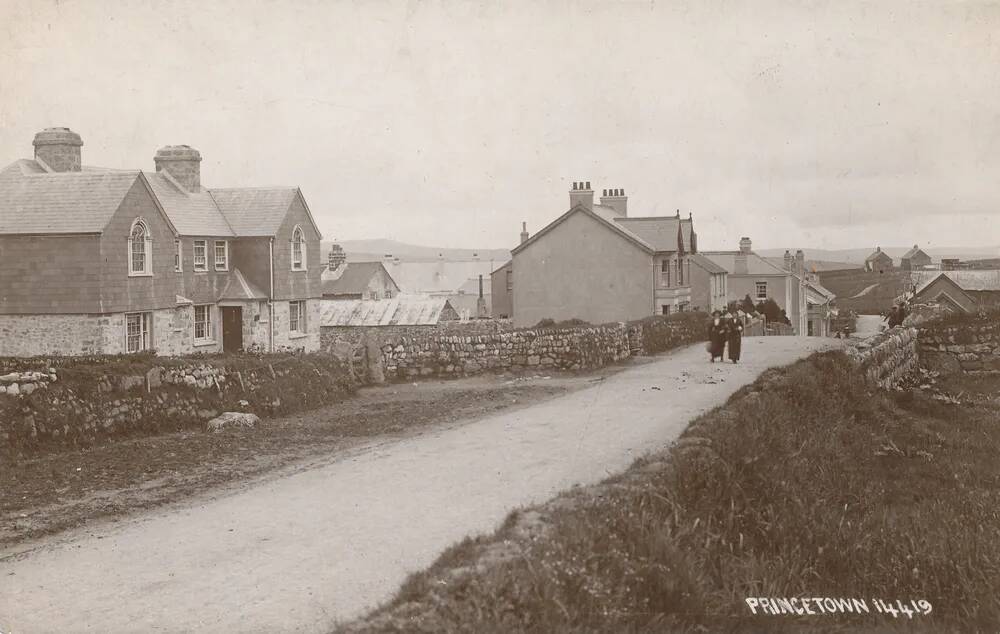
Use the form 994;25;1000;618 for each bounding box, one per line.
0;372;607;549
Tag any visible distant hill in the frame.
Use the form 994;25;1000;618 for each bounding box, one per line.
756;247;1000;264
763;257;859;272
322;239;510;264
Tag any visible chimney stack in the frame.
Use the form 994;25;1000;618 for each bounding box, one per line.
739;237;752;254
154;145;202;192
783;250;793;271
520;221;529;244
795;249;805;275
327;243;346;271
599;187;628;216
569;181;594;210
33;127;83;172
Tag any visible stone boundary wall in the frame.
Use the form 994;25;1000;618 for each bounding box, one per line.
846;326;919;389
324;314;705;382
917;319;1000;373
0;354;354;453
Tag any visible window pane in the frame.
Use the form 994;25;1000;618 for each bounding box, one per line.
131;240;145;272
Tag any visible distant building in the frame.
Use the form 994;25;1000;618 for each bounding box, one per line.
940;258;960;271
509;182;696;327
689;254;728;313
490;260;513;319
910;270;1000;310
804;277;836;337
909;273;978;314
864;247;894;273
900;245;932;271
321;261;400;300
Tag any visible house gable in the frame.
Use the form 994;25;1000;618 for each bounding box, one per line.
511;204;654;257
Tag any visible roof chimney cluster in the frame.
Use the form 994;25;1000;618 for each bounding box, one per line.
154;145;202;192
599;188;628;217
33;127;83;173
739;237;752;254
571;181;592;191
569;180;595;210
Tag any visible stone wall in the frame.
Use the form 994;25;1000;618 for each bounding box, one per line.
846;326;919;389
0;353;353;453
322;314;704;382
917;318;1000;373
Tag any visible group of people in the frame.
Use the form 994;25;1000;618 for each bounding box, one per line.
706;309;744;364
883;303;908;329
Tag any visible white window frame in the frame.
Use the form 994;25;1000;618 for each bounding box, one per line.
193;240;208;272
756;281;768;300
214;240;229;271
193;304;214;344
289;300;307;335
174;239;182;272
127;218;153;277
291;226;306;271
124;312;152;353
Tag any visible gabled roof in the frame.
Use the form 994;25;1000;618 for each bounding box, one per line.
805;279;836;302
689;253;727;274
901;245;930;260
320;295;459;326
613;216;694;252
0;163;145;234
512;204;655;256
218;268;269;301
210;187;319;237
146;173;235;237
865;249;892;262
700;251;791;276
383;259;500;294
913;270;1000;293
321;261;398;296
912;273;977;305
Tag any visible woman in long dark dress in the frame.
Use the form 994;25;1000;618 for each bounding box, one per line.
727;310;744;364
707;311;728;362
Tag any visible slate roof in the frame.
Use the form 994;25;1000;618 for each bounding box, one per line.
217;268;268;301
146;173;234;237
384;259;499;294
865;249;892;262
0;157;318;238
901;245;930;260
0;165;144;234
209;188;300;236
913;270;1000;294
613;216;695;252
321;261;397;297
689;253;727;275
912;273;978;305
512;205;655;255
320;295;459;326
701;251;791;276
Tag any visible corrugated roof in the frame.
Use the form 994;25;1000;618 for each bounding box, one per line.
613;216;694;252
0;167;142;234
210;188;299;236
913;270;1000;293
217;268;268;301
146;173;234;237
689;253;727;274
321;261;397;296
320;295;458;326
701;251;791;276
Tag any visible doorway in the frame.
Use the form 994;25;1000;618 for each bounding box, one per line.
221;306;243;353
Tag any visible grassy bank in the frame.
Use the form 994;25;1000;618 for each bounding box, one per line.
346;351;1000;632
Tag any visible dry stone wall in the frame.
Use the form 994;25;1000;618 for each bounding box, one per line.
846;326;919;389
0;354;354;454
917;319;1000;373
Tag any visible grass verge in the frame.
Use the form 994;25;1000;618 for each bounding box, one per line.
345;351;1000;633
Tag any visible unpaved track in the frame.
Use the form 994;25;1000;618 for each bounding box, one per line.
0;337;838;633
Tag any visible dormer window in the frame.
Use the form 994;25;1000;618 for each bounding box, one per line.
291;226;306;271
128;218;152;276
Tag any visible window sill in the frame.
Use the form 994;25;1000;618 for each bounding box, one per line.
289;332;309;339
128;272;153;278
215;267;229;272
193;339;216;347
290;268;308;273
193;269;209;274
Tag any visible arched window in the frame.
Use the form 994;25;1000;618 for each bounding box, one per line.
291;225;306;271
128;218;152;276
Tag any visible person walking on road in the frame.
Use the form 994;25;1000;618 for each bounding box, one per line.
707;311;728;363
726;309;744;364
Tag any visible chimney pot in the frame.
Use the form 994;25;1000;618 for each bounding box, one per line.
33;127;83;172
585;181;591;190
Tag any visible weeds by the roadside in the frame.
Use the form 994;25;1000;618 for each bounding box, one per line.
347;351;1000;633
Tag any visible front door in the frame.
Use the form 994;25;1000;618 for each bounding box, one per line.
221;306;243;353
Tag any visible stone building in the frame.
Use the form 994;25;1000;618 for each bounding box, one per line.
321;261;400;300
509;183;696;327
0;127;323;356
864;247;894;273
900;244;932;271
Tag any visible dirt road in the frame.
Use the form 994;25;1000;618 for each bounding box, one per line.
0;337;839;633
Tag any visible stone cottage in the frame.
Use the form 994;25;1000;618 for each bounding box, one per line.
509;183;697;327
864;247;894;273
0;127;323;356
900;245;932;271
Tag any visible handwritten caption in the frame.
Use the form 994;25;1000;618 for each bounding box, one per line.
746;597;932;618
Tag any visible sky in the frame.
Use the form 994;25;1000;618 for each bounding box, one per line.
2;0;999;252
